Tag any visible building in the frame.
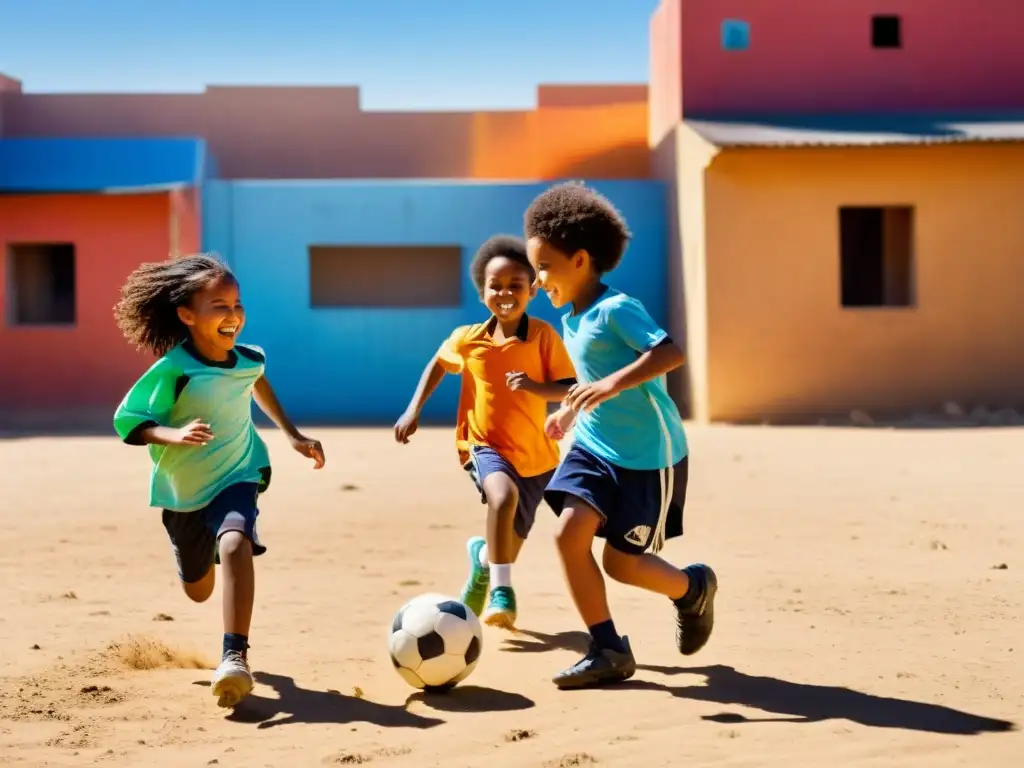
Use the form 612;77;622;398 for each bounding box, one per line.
0;81;665;424
650;0;1024;422
0;137;205;426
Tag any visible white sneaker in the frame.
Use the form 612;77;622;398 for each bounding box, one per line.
211;650;253;708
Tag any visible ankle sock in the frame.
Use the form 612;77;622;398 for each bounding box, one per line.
223;632;248;658
477;543;490;569
490;563;511;588
589;620;625;653
673;565;704;610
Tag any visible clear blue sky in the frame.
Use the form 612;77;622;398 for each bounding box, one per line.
0;0;659;109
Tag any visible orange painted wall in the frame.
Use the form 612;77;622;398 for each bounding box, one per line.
1;83;649;180
702;143;1024;422
0;193;195;415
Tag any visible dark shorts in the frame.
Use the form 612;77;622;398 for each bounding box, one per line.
162;481;267;583
464;446;555;539
544;443;688;555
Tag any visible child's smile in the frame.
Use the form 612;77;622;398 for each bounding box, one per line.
482;256;535;323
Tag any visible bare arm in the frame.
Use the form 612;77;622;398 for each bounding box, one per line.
518;377;576;402
253;374;302;439
403;356;447;417
605;341;685;394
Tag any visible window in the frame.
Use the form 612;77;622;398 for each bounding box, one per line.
839;207;914;308
721;19;750;51
6;243;76;325
872;15;901;48
308;245;462;308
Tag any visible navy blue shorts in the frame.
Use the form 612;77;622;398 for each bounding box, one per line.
465;446;554;539
162;480;267;583
544;444;687;555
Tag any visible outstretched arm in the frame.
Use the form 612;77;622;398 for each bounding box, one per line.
254;375;325;468
395;356;447;442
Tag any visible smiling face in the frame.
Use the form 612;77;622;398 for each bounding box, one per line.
176;275;246;359
481;255;535;322
526;237;591;310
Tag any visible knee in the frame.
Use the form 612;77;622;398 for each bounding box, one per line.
182;571;214;603
555;508;598;557
602;544;638;584
218;531;252;563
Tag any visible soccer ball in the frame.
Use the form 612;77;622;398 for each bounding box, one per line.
388;593;483;691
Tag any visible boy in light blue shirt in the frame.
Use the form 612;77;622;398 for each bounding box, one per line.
524;181;718;690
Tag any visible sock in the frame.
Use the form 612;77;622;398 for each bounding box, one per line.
477;543;490;568
588;619;625;653
673;565;704;610
223;632;249;658
490;563;511;588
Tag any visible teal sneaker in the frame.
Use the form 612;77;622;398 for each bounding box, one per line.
459;537;489;616
482;585;517;629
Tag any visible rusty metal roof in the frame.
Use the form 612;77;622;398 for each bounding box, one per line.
683;113;1024;148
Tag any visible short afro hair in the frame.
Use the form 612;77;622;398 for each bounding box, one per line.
524;181;631;274
470;234;535;293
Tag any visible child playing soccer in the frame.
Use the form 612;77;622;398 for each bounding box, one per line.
394;235;576;629
523;182;718;689
112;253;325;708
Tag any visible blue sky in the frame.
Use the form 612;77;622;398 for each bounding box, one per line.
0;0;660;109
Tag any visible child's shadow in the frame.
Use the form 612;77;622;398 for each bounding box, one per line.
503;630;1016;736
193;672;444;730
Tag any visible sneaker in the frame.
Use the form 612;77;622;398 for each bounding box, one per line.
211;650;253;708
553;636;636;690
675;563;718;655
459;536;489;617
482;585;517;629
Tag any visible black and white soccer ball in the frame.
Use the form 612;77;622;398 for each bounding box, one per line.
388;593;483;691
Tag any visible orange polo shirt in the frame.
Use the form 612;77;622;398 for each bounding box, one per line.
437;314;576;478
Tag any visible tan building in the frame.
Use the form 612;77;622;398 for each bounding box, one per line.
656;115;1024;423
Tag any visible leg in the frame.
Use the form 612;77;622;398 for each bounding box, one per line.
206;485;264;708
481;471;521;628
162;510;217;602
550;497;636;689
603;458;718;656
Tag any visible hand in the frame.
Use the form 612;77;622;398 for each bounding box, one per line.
544;407;576;440
171;418;214;446
505;371;534;393
290;433;325;469
565;378;620;413
394;410;419;443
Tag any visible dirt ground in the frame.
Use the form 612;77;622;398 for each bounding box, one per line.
0;424;1020;767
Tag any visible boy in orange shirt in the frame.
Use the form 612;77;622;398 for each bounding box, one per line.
395;235;576;628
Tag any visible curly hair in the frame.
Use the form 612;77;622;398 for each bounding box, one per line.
523;181;632;274
469;234;535;293
113;253;235;356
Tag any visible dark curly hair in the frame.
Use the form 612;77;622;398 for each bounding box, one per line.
523;181;632;274
469;234;535;294
114;253;235;356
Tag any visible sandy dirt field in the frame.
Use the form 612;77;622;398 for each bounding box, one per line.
0;424;1021;767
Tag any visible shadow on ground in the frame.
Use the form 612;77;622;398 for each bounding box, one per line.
503;629;1016;736
194;671;444;729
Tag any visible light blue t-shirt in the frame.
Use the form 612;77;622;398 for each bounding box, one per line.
562;286;688;471
113;341;271;512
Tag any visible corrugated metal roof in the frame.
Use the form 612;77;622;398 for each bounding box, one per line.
683;113;1024;148
0;137;207;193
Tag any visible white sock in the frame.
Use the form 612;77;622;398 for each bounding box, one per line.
490;563;512;588
477;543;489;568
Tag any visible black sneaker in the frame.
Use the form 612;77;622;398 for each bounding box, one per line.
675;564;718;655
552;636;637;690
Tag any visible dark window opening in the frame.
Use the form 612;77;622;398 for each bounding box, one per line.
872;15;901;48
6;243;77;325
839;207;914;308
308;245;462;308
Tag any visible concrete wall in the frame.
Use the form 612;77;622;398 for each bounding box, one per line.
702;143;1024;422
0;83;649;180
649;0;1024;116
204;180;668;423
0;193;200;419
